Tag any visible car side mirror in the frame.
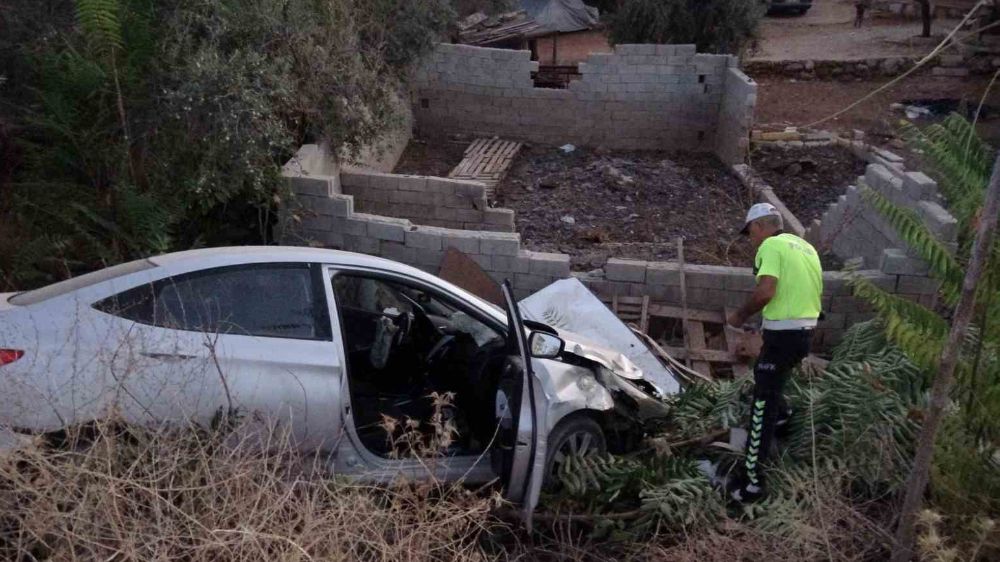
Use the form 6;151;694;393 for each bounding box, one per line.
528;331;564;359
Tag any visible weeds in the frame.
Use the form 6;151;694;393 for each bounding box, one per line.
0;418;503;561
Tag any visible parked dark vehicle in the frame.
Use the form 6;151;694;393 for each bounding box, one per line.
766;0;812;15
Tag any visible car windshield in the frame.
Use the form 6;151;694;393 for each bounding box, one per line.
8;259;157;306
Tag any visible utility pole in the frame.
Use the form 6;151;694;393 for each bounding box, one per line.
890;152;1000;561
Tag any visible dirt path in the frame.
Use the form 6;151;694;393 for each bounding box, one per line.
753;74;1000;144
752;0;960;61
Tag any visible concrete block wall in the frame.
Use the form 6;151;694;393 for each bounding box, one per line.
412;43;754;163
574;260;938;350
807;159;959;269
715;67;757;165
339;170;515;232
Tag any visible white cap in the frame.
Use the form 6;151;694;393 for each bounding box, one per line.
741;202;781;234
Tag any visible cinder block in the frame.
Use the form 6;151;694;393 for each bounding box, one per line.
903;171;937;201
470;253;493;271
343;234;380;254
339;172;371;188
492;252;532;274
865;164;897;193
414;248;445;268
289;176;334;198
441;230;481;254
479;232;521;256
605;258;647;282
405;227;444;250
484;208;516;229
880;248;930;276
380;241;416;264
527;251;571;278
684;264;727;289
723;269;756;291
366;219;407;242
917;201;959;242
646;261;680;285
514;273;553;292
339;218;371;236
896;275;940;295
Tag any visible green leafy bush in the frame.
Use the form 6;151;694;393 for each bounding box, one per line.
0;0;453;289
608;0;764;55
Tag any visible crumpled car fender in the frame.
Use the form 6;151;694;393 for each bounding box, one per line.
531;359;614;433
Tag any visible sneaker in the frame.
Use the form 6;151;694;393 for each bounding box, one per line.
730;482;765;504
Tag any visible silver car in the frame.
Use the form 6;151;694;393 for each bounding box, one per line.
0;247;669;520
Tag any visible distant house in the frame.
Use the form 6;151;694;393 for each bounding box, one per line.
457;0;610;86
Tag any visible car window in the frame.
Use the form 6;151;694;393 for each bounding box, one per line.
332;276;412;316
332;272;503;348
9;259;157;306
95;264;330;340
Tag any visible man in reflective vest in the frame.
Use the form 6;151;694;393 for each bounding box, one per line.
727;203;823;503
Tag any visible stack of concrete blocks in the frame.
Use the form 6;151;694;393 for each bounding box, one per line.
339;170;515;232
281;147;570;299
802;145;958;314
715;68;757;165
412;43;757;163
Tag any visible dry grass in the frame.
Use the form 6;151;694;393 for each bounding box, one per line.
0;418;506;561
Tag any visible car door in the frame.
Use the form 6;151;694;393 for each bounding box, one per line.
494;280;540;524
94;263;343;453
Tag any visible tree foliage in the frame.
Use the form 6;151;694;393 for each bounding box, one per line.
607;0;764;55
853;114;1000;547
0;0;453;289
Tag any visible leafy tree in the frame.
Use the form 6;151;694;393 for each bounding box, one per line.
608;0;764;55
0;0;453;289
852;115;1000;557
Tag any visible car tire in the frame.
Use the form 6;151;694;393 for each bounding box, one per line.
543;414;607;490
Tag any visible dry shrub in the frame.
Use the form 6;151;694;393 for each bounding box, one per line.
0;418;505;561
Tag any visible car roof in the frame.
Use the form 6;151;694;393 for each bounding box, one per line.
150;246;414;272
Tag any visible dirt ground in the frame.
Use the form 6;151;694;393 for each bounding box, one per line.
393;138;469;177
753;74;1000;145
752;0;960;61
493;146;756;270
750;144;867;225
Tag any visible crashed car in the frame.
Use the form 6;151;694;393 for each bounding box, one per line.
0;247;672;517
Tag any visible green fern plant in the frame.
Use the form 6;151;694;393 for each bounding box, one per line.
75;0;124;56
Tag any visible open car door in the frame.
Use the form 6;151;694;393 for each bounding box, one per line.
493;280;539;525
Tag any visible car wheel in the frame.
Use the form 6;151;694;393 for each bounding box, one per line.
543;415;606;490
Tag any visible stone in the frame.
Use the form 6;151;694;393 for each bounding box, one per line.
479;232;521;256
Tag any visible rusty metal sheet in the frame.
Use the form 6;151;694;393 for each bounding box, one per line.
437;247;504;307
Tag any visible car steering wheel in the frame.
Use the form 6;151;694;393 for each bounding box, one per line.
425;334;456;366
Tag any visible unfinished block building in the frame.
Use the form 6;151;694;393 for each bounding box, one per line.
280;42;950;350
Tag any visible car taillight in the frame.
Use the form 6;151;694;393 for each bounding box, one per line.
0;349;24;366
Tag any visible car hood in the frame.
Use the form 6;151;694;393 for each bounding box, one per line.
551;327;660;387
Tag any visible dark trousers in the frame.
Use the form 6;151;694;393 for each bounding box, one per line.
743;329;812;488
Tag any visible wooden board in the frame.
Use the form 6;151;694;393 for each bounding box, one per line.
449;138;523;198
603;295;757;380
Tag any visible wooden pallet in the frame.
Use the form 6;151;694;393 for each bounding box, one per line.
605;296;758;380
448;138;522;198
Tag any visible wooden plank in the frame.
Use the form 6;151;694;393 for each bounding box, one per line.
663;346;739;364
647;304;725;324
639;295;649;334
686;320;712;377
